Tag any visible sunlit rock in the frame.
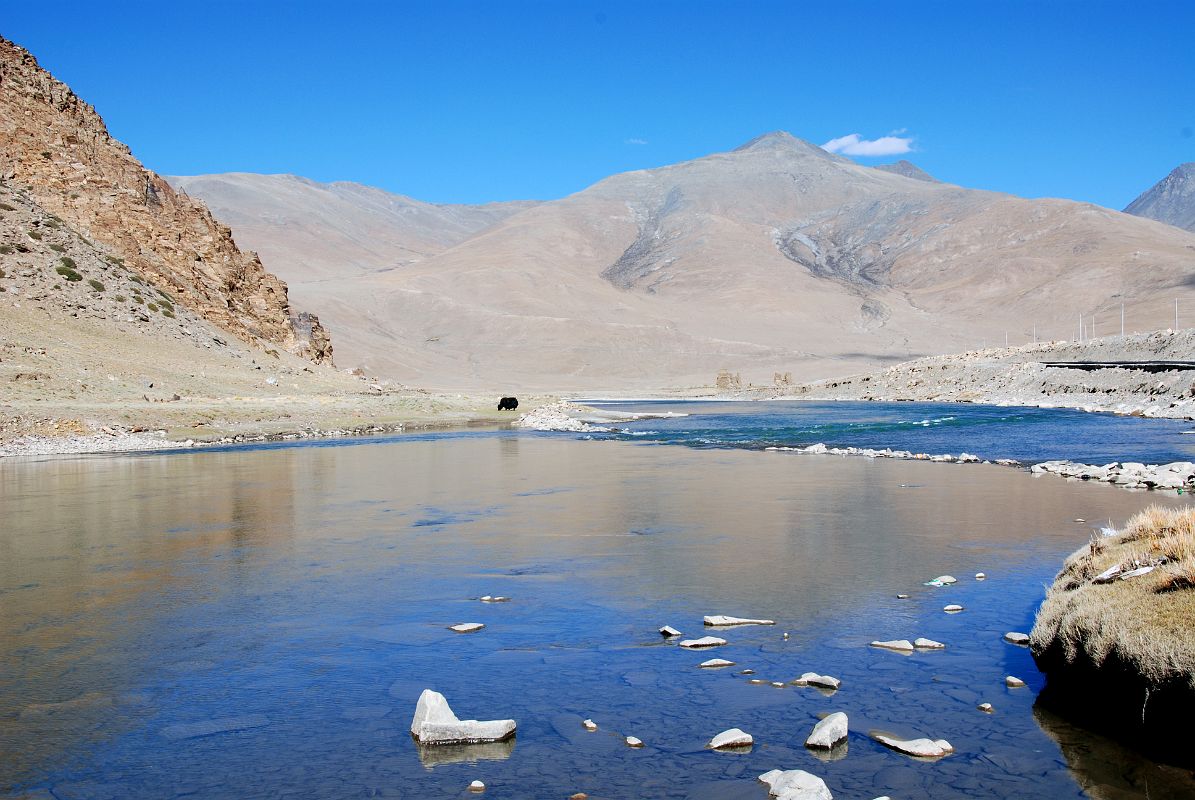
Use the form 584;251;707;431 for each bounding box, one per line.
409;689;516;745
758;768;833;800
709;727;753;749
804;712;848;749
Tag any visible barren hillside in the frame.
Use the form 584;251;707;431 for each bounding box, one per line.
176;132;1195;391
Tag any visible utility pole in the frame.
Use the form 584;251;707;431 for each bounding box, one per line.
1033;323;1037;344
1121;303;1124;336
1177;298;1180;331
1005;331;1008;348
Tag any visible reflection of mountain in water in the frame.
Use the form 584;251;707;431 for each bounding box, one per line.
1032;703;1195;798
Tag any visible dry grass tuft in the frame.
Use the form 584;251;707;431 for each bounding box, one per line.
1033;505;1195;688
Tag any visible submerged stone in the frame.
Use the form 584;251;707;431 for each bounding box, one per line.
679;636;727;648
873;733;954;758
704;614;776;626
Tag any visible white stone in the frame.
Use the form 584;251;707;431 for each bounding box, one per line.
975;572;986;580
704;615;776;626
699;658;735;668
709;727;753;749
1003;632;1030;645
679;636;727;648
943;604;964;613
873;733;954;757
582;719;597;731
659;625;682;637
804;712;848;749
936;575;958;584
1120;565;1157;580
896;593;910;599
1005;676;1026;687
792;672;841;690
479;596;509;603
913;638;945;649
410;690;516;745
449;623;485;633
469;780;485;792
1093;564;1123;583
978;702;994;713
625;735;643;747
757;769;833;800
871;639;915;652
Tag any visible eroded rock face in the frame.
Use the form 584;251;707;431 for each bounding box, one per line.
0;37;332;364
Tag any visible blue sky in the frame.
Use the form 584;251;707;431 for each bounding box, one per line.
5;1;1194;207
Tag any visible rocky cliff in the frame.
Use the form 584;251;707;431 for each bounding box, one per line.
0;36;332;364
1124;163;1195;232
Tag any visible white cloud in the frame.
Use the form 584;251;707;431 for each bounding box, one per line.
625;137;648;145
821;133;913;156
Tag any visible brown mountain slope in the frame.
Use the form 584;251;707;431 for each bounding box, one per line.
176;133;1195;391
0;36;331;364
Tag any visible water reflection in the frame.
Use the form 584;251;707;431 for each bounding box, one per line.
1;430;1192;798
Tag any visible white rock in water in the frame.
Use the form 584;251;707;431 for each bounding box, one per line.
699;658;735;668
410;689;516;745
805;712;848;749
582;719;597;731
935;575;958;584
625;735;644;747
469;780;485;792
958;453;980;463
757;768;833;800
943;604;964;613
679;636;727;648
771;681;785;687
873;733;954;758
896;593;910;599
1005;676;1026;687
913;638;945;649
449;623;485;633
1004;632;1030;645
871;639;915;652
659;625;682;637
975;572;986;580
709;727;753;749
792;672;841;690
479;596;509;603
978;702;994;713
704;615;776;626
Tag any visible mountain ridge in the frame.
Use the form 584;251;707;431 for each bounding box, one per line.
1124;163;1195;232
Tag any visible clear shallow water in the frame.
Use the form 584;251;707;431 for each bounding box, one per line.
585;400;1195;465
2;408;1195;799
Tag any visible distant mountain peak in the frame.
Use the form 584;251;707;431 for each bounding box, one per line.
1124;162;1195;232
874;160;939;183
732;131;836;159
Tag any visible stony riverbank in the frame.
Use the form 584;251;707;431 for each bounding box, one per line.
0;392;555;458
769;330;1195;420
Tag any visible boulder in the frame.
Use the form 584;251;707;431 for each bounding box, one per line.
870;639;914;652
410;690;516;745
978;703;994;713
913;638;945;649
1003;632;1030;645
449;623;485;633
679;636;727;648
709;727;753;749
659;625;682;637
704;615;776;626
1005;676;1026;687
873;733;954;758
757;769;833;800
804;712;848;749
582;719;597;731
469;780;485;792
943;604;964;613
625;736;644;748
975;572;986;580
